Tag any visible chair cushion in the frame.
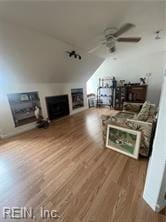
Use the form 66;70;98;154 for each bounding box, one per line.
111;111;135;127
136;101;151;121
123;103;142;113
115;111;135;120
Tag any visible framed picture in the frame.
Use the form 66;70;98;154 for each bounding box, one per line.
71;88;84;110
8;92;41;127
88;98;96;108
106;124;141;159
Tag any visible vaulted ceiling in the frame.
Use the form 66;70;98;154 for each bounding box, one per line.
0;1;165;83
0;1;165;57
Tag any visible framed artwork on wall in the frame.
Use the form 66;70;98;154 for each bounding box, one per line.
8;91;41;127
106;124;141;159
71;88;84;110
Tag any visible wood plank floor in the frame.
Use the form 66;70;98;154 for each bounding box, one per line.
0;108;165;222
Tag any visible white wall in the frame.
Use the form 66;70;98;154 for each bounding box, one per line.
87;51;166;105
143;74;166;212
0;82;87;138
0;21;94;138
0;21;103;84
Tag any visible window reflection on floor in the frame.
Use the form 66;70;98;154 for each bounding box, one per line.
85;112;101;141
0;159;13;193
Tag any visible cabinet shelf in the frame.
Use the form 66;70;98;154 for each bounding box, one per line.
97;80;113;108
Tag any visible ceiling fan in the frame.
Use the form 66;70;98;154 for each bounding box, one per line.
89;23;141;53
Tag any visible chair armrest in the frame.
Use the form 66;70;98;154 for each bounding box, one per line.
126;118;153;156
126;118;153;135
123;102;143;113
101;115;113;142
126;118;152;127
101;114;111;121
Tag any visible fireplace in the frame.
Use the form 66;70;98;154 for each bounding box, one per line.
46;95;70;120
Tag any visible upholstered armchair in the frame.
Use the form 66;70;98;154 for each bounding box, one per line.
101;102;156;157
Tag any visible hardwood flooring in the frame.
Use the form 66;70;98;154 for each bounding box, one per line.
0;108;165;222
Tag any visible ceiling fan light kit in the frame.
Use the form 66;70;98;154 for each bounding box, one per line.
89;23;141;54
104;23;141;52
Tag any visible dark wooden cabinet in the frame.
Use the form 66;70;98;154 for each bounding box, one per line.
114;84;147;110
96;79;147;110
125;84;147;103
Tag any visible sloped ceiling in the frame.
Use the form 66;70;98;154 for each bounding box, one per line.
0;1;165;55
0;21;103;84
0;1;165;84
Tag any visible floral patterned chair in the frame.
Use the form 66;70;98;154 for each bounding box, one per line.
101;102;156;157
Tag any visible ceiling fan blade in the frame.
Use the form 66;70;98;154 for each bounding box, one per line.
113;23;135;37
117;37;141;42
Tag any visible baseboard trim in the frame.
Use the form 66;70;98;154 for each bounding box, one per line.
70;107;88;116
143;192;166;212
0;124;36;139
0;108;89;139
156;199;166;212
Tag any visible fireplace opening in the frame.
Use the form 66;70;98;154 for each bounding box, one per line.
46;95;70;120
